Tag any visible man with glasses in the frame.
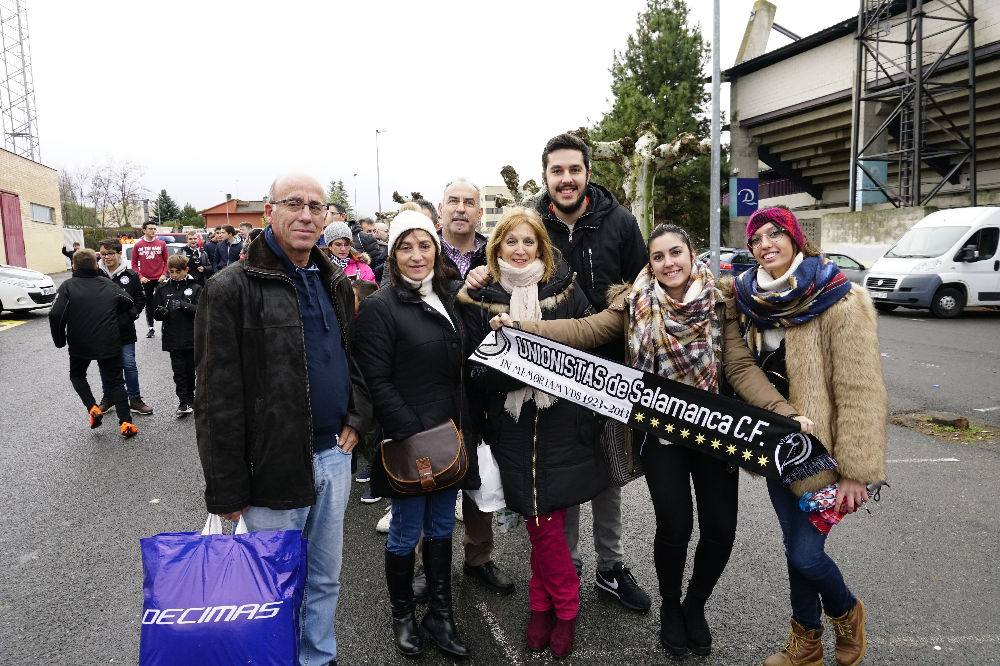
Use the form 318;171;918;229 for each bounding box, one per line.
196;173;370;666
96;239;154;416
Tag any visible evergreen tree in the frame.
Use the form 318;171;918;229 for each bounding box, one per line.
592;0;722;244
326;179;354;217
179;203;203;228
151;189;181;224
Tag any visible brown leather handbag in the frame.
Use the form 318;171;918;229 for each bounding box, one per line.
380;420;468;495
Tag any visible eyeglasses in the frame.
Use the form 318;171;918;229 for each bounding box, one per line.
748;228;787;250
99;251;118;257
272;198;328;216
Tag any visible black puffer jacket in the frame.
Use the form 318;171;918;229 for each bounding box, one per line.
152;276;200;352
194;238;372;514
459;261;609;517
355;280;481;499
49;270;133;360
100;262;145;344
536;183;646;311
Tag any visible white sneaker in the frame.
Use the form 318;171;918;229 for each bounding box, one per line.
455;493;464;522
376;506;392;534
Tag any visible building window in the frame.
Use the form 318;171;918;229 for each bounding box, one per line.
485;194;495;202
31;203;54;224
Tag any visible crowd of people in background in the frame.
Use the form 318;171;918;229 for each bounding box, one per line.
49;130;885;666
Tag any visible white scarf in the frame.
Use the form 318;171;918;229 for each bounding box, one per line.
497;259;554;421
403;270;454;329
754;252;803;351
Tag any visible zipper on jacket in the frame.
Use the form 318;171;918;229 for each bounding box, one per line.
588;248;595;291
246;267;317;465
532;410;540;526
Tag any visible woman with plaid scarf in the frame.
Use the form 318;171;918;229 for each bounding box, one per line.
490;223;812;660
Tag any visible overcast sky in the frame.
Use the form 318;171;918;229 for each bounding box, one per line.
27;1;857;216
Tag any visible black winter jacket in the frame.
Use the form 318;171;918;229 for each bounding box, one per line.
439;230;488;279
194;238;372;514
459;261;609;517
181;246;213;285
100;262;145;344
355;281;481;499
536;184;646;312
49;270;133;360
152;276;200;352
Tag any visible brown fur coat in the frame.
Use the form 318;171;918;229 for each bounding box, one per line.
721;281;888;495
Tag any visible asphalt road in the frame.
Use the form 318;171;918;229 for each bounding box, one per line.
876;307;1000;425
1;291;998;665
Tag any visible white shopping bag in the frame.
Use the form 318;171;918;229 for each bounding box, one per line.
466;442;506;513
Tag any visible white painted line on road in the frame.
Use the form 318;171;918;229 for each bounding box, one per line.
887;457;959;463
879;633;1000;647
476;601;524;666
973;406;1000;413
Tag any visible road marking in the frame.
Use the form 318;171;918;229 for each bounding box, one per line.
973;406;1000;413
880;634;1000;647
476;601;523;666
887;457;959;463
0;319;29;332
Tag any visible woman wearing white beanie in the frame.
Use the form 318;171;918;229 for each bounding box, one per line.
322;221;377;283
354;209;479;659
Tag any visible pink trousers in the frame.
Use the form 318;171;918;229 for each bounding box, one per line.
525;508;580;620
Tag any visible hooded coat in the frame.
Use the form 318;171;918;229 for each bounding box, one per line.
49;270;133;360
458;260;610;517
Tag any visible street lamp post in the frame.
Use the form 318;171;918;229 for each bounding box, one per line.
709;0;721;276
353;171;358;214
375;128;387;213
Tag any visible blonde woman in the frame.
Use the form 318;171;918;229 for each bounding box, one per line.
459;207;607;659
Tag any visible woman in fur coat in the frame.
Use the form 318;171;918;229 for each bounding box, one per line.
735;206;887;666
490;223;812;660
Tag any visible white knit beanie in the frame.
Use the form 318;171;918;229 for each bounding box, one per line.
387;210;441;256
323;221;353;246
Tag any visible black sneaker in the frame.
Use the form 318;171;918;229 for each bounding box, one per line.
595;562;652;612
176;402;194;417
97;396;112;414
359;486;382;504
146;327;155;338
355;466;371;483
463;561;515;595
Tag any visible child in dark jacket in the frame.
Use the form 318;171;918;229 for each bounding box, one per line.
153;254;201;417
49;248;139;438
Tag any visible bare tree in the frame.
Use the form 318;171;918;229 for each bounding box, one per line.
90;165;114;226
107;161;147;227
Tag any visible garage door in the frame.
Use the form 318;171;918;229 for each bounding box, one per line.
0;191;27;267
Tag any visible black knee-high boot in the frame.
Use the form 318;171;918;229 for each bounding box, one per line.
653;535;688;659
420;538;469;658
385;548;424;657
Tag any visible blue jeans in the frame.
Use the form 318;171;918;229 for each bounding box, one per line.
387;488;458;556
245;444;353;665
767;477;855;630
100;344;140;399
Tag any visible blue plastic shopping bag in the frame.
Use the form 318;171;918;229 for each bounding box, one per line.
139;516;307;665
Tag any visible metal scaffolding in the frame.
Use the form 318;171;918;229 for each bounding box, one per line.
0;0;39;161
849;0;977;209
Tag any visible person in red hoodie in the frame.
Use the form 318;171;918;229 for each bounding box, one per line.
133;220;169;338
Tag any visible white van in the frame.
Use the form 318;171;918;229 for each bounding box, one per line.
865;207;1000;317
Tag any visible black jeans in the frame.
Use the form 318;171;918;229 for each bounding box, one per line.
641;440;738;603
142;279;158;327
169;350;195;403
69;356;130;423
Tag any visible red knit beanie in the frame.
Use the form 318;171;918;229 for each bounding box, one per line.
745;207;808;250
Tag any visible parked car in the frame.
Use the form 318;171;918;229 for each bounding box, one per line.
697;247;756;276
864;206;1000;317
0;263;57;313
825;253;868;285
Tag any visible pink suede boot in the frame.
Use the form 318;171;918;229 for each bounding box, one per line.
550;617;577;659
526;609;554;651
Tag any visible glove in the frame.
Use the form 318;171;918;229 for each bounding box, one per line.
167;299;182;312
154;306;168;318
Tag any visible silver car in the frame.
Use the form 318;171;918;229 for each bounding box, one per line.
825;253;868;285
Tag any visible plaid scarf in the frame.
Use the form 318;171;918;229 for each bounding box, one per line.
734;255;852;357
626;262;721;393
